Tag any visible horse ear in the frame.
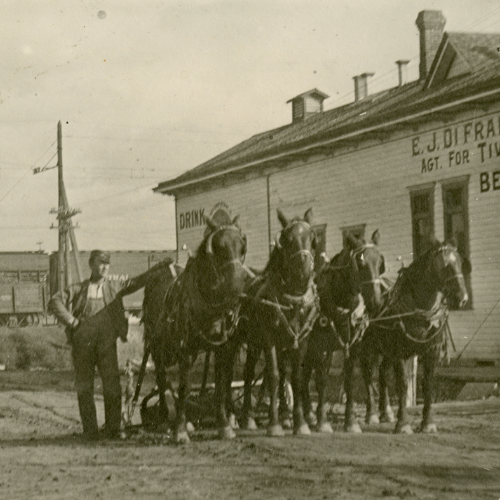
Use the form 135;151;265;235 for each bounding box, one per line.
304;208;313;226
204;215;218;233
232;215;240;228
371;229;380;246
277;209;289;229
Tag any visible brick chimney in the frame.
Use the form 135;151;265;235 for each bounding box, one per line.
353;72;374;102
287;89;329;123
416;10;446;81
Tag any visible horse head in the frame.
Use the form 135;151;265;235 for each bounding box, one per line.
344;229;385;316
320;249;362;313
270;208;316;295
197;214;248;304
426;238;469;309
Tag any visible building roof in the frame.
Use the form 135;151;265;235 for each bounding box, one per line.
155;31;500;195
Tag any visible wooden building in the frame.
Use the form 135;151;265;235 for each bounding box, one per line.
155;11;500;363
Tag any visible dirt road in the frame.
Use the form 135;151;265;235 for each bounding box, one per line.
1;388;500;500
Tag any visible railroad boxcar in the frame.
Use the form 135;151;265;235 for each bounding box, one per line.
0;252;49;327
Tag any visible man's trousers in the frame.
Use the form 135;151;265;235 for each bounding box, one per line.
71;309;122;439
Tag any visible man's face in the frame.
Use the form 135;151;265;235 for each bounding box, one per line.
90;258;110;280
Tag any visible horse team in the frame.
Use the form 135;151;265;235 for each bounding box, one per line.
141;208;469;443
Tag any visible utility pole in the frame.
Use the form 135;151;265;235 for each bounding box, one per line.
57;121;65;293
37;121;83;291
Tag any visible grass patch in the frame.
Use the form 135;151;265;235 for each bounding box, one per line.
0;326;71;371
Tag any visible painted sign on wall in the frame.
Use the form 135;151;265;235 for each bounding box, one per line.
411;115;500;173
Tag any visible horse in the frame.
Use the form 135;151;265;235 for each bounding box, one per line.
144;214;248;443
302;229;400;433
365;238;468;434
238;208;319;436
302;232;371;433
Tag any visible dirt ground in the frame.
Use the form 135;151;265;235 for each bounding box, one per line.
1;375;500;500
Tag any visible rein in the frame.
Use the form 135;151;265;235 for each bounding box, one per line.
371;252;452;345
249;276;319;349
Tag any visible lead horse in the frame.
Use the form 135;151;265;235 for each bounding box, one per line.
239;208;319;436
365;238;468;433
144;214;248;442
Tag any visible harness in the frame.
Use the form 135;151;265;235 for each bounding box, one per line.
316;255;370;357
369;248;455;350
163;259;243;349
246;219;319;349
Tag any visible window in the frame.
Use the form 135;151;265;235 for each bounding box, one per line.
410;186;434;258
442;176;472;308
341;223;366;247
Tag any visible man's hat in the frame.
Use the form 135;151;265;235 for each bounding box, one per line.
89;250;111;264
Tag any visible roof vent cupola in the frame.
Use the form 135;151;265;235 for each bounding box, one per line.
287;89;329;123
416;10;446;81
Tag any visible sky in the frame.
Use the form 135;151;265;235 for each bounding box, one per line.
1;0;499;253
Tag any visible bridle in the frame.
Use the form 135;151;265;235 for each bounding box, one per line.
204;224;248;285
275;220;315;273
352;243;384;287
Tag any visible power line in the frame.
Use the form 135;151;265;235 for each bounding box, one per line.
323;6;500;110
0;165;35;204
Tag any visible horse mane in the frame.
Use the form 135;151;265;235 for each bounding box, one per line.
402;239;444;283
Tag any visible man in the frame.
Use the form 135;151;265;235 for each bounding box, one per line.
50;250;172;441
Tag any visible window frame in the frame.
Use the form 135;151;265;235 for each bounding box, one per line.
408;183;435;258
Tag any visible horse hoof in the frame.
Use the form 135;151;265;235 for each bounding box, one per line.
219;426;236;440
186;422;195;434
395;424;413;435
345;423;362;434
240;417;258;430
421;423;437;434
294;423;311;436
281;418;293;430
267;424;285;437
367;414;380;425
317;422;333;434
229;414;239;430
175;431;191;444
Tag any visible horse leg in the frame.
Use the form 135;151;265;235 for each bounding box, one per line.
314;349;333;433
378;357;395;423
420;351;438;433
278;352;292;430
174;351;193;444
302;342;317;428
264;345;284;436
344;354;362;433
240;343;259;430
290;346;310;435
360;352;379;425
224;343;239;431
394;357;413;434
152;351;169;429
214;346;236;440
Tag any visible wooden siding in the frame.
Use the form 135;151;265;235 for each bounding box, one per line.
175;177;269;269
